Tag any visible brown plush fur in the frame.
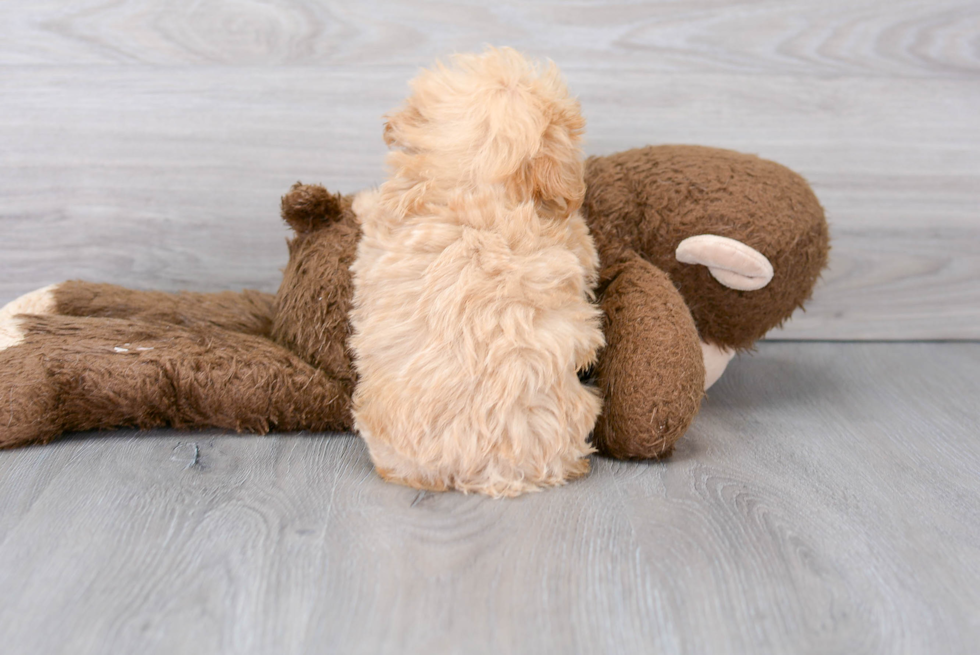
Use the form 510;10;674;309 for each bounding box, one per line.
0;314;348;448
584;145;829;351
54;281;276;336
272;183;358;392
593;253;704;459
0;183;360;449
0;145;828;461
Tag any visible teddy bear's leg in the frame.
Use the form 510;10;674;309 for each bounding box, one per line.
1;281;276;336
0;313;352;449
593;253;705;459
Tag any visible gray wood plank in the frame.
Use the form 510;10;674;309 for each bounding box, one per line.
1;66;977;338
1;0;977;78
0;342;978;654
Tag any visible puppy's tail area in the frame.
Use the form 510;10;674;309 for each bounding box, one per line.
281;183;347;235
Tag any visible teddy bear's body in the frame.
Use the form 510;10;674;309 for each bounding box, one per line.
0;145;828;459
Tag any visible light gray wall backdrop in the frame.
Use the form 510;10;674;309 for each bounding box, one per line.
1;0;978;339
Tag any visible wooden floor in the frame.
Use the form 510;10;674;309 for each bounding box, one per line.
0;342;978;654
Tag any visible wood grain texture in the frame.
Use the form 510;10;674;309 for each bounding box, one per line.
1;64;977;338
1;0;977;77
1;342;978;654
2;1;978;339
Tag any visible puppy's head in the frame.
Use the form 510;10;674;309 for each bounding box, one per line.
384;47;586;219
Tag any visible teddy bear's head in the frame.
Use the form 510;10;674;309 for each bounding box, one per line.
584;145;829;351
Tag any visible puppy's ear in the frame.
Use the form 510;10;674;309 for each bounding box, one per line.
510;119;586;220
281;183;346;234
503;65;587;219
514;151;585;220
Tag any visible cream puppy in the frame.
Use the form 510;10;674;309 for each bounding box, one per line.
349;48;604;497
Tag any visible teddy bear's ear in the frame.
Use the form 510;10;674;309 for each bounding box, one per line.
281;183;346;235
675;235;774;291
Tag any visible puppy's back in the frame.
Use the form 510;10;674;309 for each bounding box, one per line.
349;49;603;497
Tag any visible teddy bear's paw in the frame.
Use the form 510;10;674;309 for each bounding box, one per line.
0;284;59;351
0;314;23;351
0;336;60;448
701;341;736;389
676;235;773;291
0;296;65;446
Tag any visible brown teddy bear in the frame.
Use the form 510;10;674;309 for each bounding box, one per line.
0;145;828;459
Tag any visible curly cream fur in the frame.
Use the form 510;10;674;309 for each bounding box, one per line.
349;48;604;497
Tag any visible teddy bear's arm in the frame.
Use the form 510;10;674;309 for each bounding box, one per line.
0;313;352;448
3;281;276;336
593;251;705;459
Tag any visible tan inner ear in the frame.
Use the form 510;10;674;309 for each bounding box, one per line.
675;235;774;291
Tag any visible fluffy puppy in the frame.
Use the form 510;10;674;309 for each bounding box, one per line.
349;48;604;497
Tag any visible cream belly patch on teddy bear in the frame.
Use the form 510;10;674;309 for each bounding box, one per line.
0;283;59;351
